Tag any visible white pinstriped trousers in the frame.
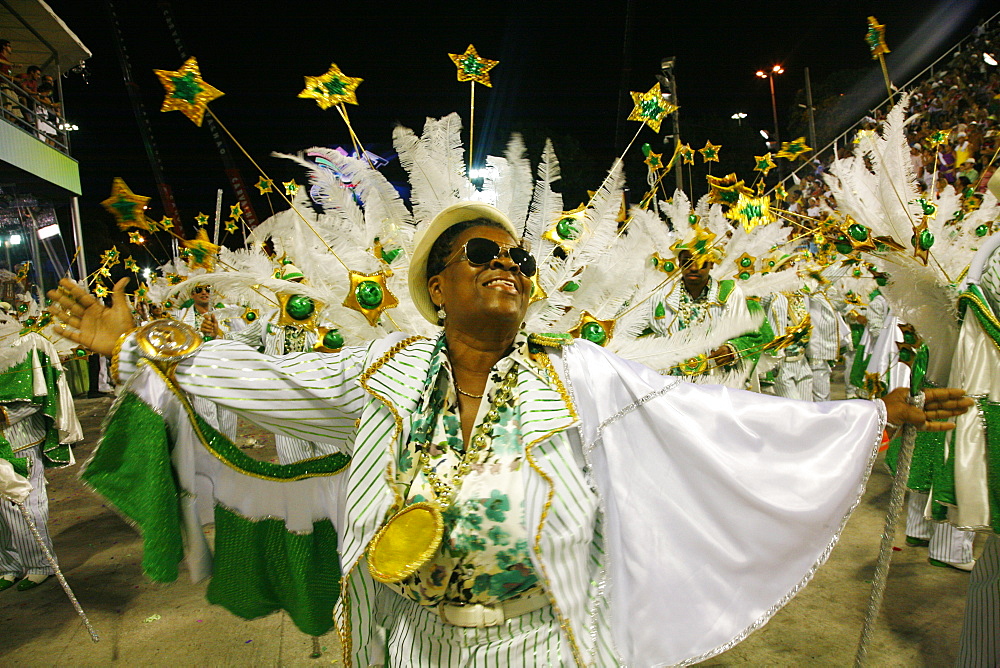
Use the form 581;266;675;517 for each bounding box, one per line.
905;492;975;563
0;444;56;577
957;534;999;666
377;590;568;667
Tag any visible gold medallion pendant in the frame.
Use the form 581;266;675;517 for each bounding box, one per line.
367;502;444;583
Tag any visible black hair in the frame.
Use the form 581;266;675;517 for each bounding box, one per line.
26;65;40;74
0;40;10;52
425;217;508;279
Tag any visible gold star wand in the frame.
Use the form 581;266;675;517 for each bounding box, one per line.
448;45;499;175
866;16;894;103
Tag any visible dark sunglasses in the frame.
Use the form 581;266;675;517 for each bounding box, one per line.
444;237;537;277
193;286;210;294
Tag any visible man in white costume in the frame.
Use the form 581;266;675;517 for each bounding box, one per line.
49;203;971;667
805;287;852;401
764;290;813;400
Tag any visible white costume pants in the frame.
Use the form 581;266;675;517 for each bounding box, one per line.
0;444;56;577
957;534;999;667
842;350;859;398
810;360;832;401
378;590;568;667
906;492;974;563
771;357;812;402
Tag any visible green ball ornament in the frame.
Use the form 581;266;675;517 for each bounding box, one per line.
688;214;699;226
74;348;87;358
44;297;52;306
740;257;752;268
24;317;35;327
580;321;607;346
285;294;316;320
556;217;580;240
355;281;383;310
738;271;751;280
976;225;989;237
245;311;257;322
17;304;27;314
323;329;344;350
848;223;869;242
853;268;862;278
835;241;853;255
918;229;935;251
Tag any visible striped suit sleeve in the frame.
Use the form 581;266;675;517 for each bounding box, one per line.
118;335;371;446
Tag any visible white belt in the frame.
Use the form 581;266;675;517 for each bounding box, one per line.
437;590;550;628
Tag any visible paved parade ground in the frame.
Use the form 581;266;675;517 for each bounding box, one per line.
0;371;982;666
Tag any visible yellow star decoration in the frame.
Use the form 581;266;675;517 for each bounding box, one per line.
866;16;890;59
644;150;664;171
100;247;121;266
448;44;499;87
706;173;752;206
343;270;399;326
926;129;951;147
298;63;363;109
124;257;139;272
229;203;243;220
255;177;274;195
776;137;812;161
224;218;239;234
135;283;149;300
181;229;220;270
94;284;109;298
528;272;547;306
753;153;776;175
153;57;224;127
153;216;173;232
726;193;775;233
774;183;788;201
283;180;300;197
627;83;677;133
699;141;721;162
128;231;145;244
166;273;183;286
669;225;718;269
678;144;696;165
191;213;208;227
101;178;151;231
276;293;325;331
732;252;757;280
98;266;111;278
569;311;616;347
912;216;934;265
543;205;588;253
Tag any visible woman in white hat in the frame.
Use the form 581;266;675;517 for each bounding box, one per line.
47;202;971;667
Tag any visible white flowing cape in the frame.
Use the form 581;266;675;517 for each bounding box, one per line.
563;341;885;666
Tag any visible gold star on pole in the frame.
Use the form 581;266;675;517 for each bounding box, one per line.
725;193;775;233
926;129;951;147
644;150;664;171
98;266;112;278
627;83;677;133
343;270;399;326
448;44;499;87
229;203;243;220
153;57;224;127
298;63;363;109
283;180;300;197
101;178;152;231
753;153;776;175
678;144;696;165
543;205;588;253
181;229;220;270
866;16;890;59
776;136;812;160
194;212;210;227
707;173;752;206
699;141;721;162
100;246;121;266
569;311;616;347
224;218;239;234
255;177;274;194
128;231;144;244
93;284;109;298
124;257;139;272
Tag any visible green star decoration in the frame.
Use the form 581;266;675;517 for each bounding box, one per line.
776;137;811;161
128;231;144;244
699;141;721;162
283;180;300;197
224;218;239;234
627;83;677;133
926;129;951;147
94;284;109;298
753;153;776;175
194;212;210;227
448;44;499;87
124;257;139;272
866;16;890;59
255;177;274;195
153;57;224;127
100;247;121;266
101;178;151;231
678;144;696;165
725;193;775;233
230;203;243;220
298;63;364;109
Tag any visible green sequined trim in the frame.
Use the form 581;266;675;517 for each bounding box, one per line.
980;398;1000;534
959;287;1000;356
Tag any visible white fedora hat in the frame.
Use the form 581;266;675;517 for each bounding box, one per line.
408;202;518;325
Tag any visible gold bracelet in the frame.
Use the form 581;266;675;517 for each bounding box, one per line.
109;327;137;385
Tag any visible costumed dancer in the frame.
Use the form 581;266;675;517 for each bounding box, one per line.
0;308;82;592
804;285;852;401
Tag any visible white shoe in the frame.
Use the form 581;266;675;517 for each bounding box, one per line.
929;557;976;572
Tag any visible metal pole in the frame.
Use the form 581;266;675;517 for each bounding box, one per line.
769;75;780;148
70;196;87;280
671;68;682;194
805;67;818;158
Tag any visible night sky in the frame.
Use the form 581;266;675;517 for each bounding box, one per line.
34;0;997;259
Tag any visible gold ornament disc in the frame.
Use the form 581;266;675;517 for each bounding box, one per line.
367;502;444;583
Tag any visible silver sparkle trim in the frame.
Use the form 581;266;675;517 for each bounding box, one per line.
584;377;682;454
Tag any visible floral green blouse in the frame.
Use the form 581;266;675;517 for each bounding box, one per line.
386;334;540;606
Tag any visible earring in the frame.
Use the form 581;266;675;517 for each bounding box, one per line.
437;305;447;321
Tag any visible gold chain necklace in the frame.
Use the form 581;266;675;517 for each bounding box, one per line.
367;366;518;584
454;377;484;398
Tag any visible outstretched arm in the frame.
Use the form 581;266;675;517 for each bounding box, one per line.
881;386;973;432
